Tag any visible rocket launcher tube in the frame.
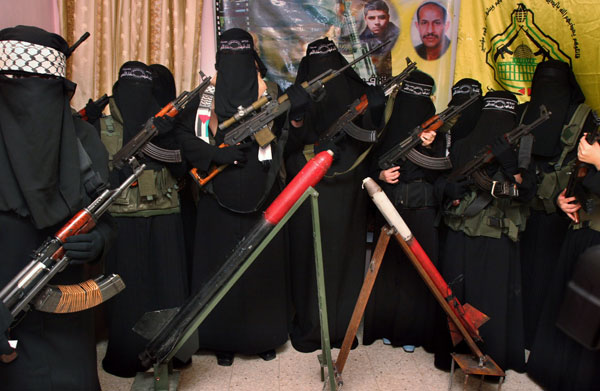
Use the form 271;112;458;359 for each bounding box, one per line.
265;150;333;224
138;151;334;366
362;177;487;346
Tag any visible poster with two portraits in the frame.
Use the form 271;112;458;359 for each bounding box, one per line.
217;0;458;110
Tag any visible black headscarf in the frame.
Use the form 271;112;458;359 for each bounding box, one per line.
448;78;483;146
523;59;585;157
0;25;82;229
453;90;518;169
149;64;176;107
214;28;266;126
378;70;436;156
294;37;368;134
113;61;160;144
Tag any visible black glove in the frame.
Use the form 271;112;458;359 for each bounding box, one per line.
285;84;311;121
444;176;473;200
491;136;519;175
0;303;14;357
84;98;104;123
212;143;250;166
153;116;176;135
364;85;386;127
63;230;105;265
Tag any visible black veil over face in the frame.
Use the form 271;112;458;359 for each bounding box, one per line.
453;90;518;169
448;78;483;147
523;59;585;157
214;28;266;125
0;25;82;229
378;70;436;157
149;64;176;107
294;37;367;133
113;61;159;144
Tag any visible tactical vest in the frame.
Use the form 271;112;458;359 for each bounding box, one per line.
100;98;179;217
573;194;600;233
529;104;591;214
444;187;530;242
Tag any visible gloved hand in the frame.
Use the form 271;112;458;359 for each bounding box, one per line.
285;84;311;122
63;230;105;265
153;116;176;135
444;176;473;200
364;85;386;127
491;136;519;175
212;143;250;166
0;303;14;358
84;98;104;123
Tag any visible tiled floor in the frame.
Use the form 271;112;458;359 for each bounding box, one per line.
97;338;544;390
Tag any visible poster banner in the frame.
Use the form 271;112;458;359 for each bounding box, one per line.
217;0;458;109
455;1;600;110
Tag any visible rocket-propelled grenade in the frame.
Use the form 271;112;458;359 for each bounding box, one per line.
137;151;334;367
362;177;488;346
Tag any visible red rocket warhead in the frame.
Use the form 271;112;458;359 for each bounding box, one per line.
264;150;334;224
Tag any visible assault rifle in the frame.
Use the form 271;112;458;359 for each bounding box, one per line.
0;72;212;325
382;57;417;97
378;92;480;171
564;110;600;223
112;72;212;170
190;41;389;187
448;105;551;184
218;40;391;142
77;94;109;122
318;58;417;143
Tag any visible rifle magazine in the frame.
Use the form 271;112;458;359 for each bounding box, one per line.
33;274;125;313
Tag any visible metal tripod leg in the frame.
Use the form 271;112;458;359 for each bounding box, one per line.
131;187;322;391
309;191;336;391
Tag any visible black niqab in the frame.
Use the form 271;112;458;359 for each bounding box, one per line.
149;64;176;106
0;26;81;229
523;59;585;157
453;90;518;169
113;61;159;144
294;37;367;133
377;70;436;156
448;78;483;146
214;28;265;126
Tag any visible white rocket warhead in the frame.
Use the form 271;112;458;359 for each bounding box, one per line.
362;177;413;242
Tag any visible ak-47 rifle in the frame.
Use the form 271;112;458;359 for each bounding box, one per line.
448;105;551;187
0;72;212;324
77;94;109;122
377;91;480;171
564;110;600;223
112;72;212;170
189;41;389;188
381;57;418;97
318;58;417;144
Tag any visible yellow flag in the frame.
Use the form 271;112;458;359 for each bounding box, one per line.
455;1;600;109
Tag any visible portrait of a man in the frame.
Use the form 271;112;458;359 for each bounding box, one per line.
359;0;400;78
413;1;450;61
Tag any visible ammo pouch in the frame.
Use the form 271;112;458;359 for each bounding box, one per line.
573;194;600;233
444;189;529;242
108;167;179;216
556;244;600;350
100;108;180;217
389;180;436;209
530;104;591;214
